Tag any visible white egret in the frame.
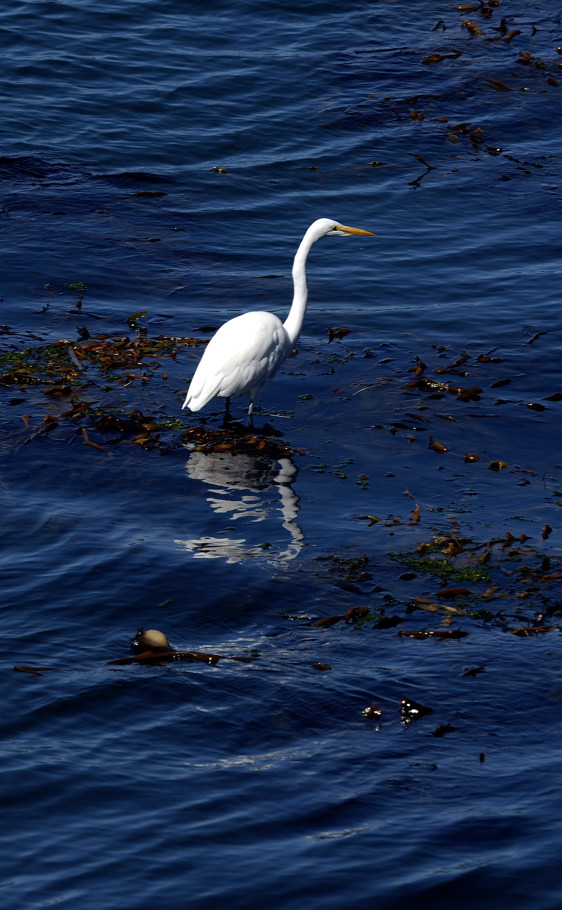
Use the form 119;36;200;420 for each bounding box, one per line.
182;217;374;425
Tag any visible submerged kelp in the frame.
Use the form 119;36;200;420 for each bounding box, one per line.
0;327;207;450
313;530;562;637
354;0;562;183
0;328;204;388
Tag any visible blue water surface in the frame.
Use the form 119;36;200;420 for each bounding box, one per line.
2;1;562;908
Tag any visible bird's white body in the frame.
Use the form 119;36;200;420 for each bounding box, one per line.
182;217;373;423
183;310;291;412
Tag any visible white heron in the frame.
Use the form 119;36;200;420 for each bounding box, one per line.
182;217;373;425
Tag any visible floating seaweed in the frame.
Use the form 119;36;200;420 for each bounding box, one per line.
15;627;257;676
313;528;562;638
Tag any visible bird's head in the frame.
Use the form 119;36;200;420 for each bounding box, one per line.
310;218;375;240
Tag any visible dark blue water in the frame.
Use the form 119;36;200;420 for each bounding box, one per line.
3;1;562;907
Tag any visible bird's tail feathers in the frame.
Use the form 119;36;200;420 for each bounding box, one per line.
182;375;223;412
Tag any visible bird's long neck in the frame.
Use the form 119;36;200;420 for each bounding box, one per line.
283;225;317;346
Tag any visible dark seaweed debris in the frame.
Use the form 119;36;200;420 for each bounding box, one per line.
313;531;562;637
0;329;204;450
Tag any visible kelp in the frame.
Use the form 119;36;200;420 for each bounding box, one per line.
15;627;257;676
313;530;562;638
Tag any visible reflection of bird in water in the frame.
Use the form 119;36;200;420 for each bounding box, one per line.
185;449;280;498
177;447;303;564
182;218;373;425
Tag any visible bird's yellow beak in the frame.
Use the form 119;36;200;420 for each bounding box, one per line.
336;223;375;236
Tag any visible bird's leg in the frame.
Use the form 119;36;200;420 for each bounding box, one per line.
222;396;232;428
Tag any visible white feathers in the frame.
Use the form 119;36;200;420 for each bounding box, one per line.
182;218;373;423
183;312;290;412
